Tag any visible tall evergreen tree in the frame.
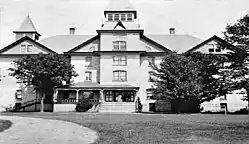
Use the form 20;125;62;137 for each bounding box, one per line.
223;14;249;113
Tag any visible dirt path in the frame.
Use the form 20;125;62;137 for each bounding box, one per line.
0;116;98;144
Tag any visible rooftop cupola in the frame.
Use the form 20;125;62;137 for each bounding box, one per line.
104;0;137;22
13;15;41;41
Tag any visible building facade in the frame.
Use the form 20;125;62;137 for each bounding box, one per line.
0;0;247;112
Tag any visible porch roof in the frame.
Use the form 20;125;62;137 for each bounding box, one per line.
56;82;139;90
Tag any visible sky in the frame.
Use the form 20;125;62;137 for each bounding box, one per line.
0;0;248;48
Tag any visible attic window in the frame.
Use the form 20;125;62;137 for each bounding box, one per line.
27;45;32;52
20;45;26;52
208;44;221;53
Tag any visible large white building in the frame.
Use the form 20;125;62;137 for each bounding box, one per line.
0;0;247;112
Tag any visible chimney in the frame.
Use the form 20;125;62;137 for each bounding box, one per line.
169;28;175;35
69;28;75;35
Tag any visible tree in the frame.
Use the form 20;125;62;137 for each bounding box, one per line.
184;52;228;103
151;53;202;113
9;53;78;112
223;14;249;114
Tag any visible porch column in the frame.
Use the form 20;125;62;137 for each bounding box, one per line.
53;90;59;103
100;89;104;103
76;90;79;103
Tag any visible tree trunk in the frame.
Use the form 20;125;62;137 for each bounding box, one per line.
40;92;45;112
246;89;249;116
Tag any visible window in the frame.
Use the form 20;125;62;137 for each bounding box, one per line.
208;44;221;53
127;13;133;21
16;90;22;99
146;89;154;99
113;41;127;51
148;71;153;82
121;14;126;21
105;91;114;102
85;57;92;67
27;45;32;52
107;14;113;21
148;57;155;67
20;45;26;52
85;71;92;81
113;70;127;81
215;48;221;52
113;56;127;65
114;14;119;21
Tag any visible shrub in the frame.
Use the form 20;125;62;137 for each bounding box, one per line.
75;98;93;112
135;97;143;113
233;107;248;114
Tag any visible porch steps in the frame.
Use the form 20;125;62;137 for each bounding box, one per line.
98;102;135;113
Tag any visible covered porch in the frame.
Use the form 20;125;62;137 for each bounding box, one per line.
53;82;139;112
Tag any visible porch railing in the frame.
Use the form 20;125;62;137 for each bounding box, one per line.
56;98;100;104
57;98;77;104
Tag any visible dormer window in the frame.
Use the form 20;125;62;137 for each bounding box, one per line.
114;14;119;21
127;14;133;21
121;14;126;21
107;13;133;21
107;14;113;21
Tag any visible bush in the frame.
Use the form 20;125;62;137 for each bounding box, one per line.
233;107;248;114
75;98;93;112
135;97;143;113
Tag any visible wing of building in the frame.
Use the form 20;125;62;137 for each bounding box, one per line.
0;0;246;112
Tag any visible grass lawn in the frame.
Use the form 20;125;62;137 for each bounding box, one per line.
2;113;249;144
0;119;12;133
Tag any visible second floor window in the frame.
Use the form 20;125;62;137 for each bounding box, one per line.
113;41;126;51
85;57;92;67
113;56;127;65
85;71;92;81
113;70;127;81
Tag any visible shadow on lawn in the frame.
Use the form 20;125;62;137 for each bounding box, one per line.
0;119;12;133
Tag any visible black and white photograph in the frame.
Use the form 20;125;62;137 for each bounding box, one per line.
0;0;249;143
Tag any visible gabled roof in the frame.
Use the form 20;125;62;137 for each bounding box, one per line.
39;35;94;53
105;0;136;11
40;34;203;53
67;35;100;52
13;15;41;36
185;35;236;53
147;34;203;53
141;35;171;52
113;21;126;30
0;36;56;54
